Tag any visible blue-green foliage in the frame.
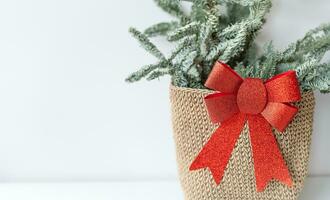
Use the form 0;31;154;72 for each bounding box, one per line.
126;0;330;93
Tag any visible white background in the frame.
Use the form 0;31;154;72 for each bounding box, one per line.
0;0;329;185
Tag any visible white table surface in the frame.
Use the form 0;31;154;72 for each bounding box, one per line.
0;177;328;200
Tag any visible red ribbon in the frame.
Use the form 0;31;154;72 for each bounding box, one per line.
189;61;301;192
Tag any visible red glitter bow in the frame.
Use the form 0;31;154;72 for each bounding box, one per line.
189;61;301;192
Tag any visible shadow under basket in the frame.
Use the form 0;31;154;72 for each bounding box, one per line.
170;85;315;200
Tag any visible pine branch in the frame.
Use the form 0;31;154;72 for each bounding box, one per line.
147;68;171;80
172;65;189;87
167;22;199;41
220;0;254;6
129;27;166;60
296;58;319;81
226;2;250;24
199;23;213;57
126;61;168;82
181;51;198;71
303;76;330;93
281;23;330;63
206;41;227;61
154;0;186;18
219;23;248;62
127;0;330;93
144;21;179;37
258;42;281;79
169;35;197;61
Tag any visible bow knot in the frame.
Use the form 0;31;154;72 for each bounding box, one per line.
190;61;301;192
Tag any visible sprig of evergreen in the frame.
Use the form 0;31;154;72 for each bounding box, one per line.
154;0;186;19
128;27;166;60
144;22;179;37
126;0;330;93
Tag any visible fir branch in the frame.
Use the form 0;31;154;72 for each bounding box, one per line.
258;42;281;79
305;34;330;61
171;65;189;87
297;61;330;93
181;50;198;71
191;0;209;22
281;23;330;63
125;61;168;82
206;41;227;61
154;0;186;18
127;0;330;93
147;68;171;80
303;76;330;93
295;58;319;82
167;22;199;41
296;23;330;52
220;0;254;6
186;66;204;88
207;11;220;31
219;23;248;62
226;3;250;24
243;42;259;66
129;27;166;60
199;23;213;57
144;22;179;37
168;35;197;61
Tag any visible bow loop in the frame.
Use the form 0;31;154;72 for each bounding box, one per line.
261;103;298;132
205;61;243;93
265;71;301;103
204;93;239;124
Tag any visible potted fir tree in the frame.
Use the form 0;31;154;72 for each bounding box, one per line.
126;0;330;199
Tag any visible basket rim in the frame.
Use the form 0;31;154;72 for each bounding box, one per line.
170;84;314;96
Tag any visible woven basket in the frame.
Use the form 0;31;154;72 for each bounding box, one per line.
170;85;315;200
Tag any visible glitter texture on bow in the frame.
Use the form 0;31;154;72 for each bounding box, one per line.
189;61;301;192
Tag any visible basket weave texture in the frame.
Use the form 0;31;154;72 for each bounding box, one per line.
170;85;315;200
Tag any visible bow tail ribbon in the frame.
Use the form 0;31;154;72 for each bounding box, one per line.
189;113;246;184
190;114;292;190
248;115;293;191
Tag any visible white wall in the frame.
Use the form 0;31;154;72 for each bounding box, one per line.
0;0;328;182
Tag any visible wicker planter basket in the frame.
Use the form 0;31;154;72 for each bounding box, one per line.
170;85;315;200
